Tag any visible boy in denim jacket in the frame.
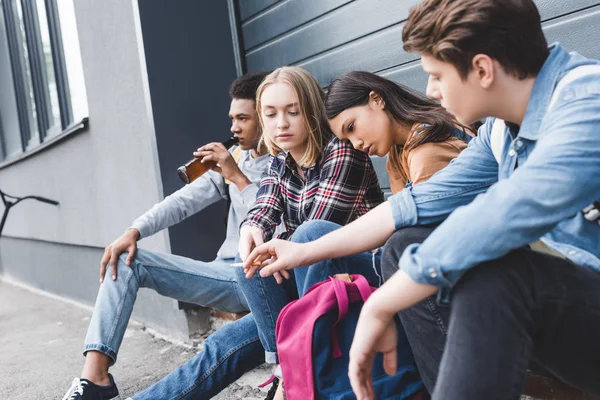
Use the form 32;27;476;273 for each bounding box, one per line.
244;1;600;398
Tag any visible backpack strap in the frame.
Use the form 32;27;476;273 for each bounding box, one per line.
330;277;350;359
352;274;375;303
490;118;506;164
331;277;350;322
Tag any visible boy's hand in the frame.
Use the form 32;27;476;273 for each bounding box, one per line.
99;228;140;283
238;226;288;284
348;301;399;400
194;143;250;189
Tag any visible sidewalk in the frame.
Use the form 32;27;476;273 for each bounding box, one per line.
0;279;271;400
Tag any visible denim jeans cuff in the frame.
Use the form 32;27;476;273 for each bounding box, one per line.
83;343;118;366
265;351;278;364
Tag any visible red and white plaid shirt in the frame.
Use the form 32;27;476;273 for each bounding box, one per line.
242;137;383;240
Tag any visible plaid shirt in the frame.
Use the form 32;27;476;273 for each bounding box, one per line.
242;137;384;240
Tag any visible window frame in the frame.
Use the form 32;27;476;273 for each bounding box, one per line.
0;0;87;167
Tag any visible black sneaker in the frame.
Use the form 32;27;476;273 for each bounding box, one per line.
62;374;119;400
265;377;286;400
264;377;279;400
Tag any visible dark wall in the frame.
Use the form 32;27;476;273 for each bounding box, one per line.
138;1;238;261
236;0;600;196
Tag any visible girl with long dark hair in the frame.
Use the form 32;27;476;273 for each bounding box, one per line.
241;72;472;398
326;71;473;192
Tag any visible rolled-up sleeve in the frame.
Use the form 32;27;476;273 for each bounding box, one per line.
388;120;498;287
401;95;600;289
388;119;498;232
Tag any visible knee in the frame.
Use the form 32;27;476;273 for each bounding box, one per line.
291;220;341;244
381;226;434;281
451;249;534;307
114;248;154;282
113;252;135;276
117;248;151;269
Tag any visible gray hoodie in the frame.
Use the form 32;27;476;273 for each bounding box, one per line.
131;148;270;259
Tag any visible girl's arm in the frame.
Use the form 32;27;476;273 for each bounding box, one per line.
240;158;285;241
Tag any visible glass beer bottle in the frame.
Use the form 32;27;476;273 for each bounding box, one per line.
177;136;239;184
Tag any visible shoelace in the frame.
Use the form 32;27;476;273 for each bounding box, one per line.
62;378;87;400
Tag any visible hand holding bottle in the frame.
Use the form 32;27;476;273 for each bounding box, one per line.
177;136;238;184
193;142;250;189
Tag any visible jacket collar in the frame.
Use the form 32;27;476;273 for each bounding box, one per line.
518;43;571;141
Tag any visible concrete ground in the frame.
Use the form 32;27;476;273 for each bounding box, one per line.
0;279;271;400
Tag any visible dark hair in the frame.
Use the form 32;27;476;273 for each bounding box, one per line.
403;0;548;80
229;72;269;100
325;71;467;173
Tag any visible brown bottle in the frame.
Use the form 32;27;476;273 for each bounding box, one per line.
177;136;239;184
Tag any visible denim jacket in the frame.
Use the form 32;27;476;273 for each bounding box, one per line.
389;43;600;290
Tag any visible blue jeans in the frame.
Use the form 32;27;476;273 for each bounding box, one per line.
235;220;383;364
132;313;264;399
383;226;600;399
84;249;249;363
84;248;266;398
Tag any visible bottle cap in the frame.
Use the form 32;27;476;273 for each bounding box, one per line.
177;166;190;184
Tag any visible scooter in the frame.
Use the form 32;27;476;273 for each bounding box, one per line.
0;189;59;237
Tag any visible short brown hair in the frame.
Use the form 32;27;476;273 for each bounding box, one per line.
403;0;549;80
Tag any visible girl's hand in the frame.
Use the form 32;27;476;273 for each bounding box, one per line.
239;226;289;284
348;301;399;400
238;225;264;262
243;239;309;281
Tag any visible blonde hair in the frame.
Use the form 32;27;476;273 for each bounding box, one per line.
256;66;332;168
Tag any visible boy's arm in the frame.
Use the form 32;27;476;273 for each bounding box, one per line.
313;121;500;258
131;170;226;239
238;177;261;208
400;95;600;290
248;122;500;275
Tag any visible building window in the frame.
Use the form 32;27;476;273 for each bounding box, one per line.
0;0;88;162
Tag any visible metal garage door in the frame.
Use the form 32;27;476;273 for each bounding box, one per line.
233;0;600;194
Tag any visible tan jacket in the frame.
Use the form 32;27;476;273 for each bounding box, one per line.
386;128;468;194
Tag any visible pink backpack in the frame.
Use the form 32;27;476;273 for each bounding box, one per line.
276;274;425;399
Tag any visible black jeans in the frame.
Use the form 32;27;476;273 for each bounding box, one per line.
382;226;600;400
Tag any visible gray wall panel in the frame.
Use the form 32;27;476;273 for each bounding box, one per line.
242;0;351;50
0;237;190;342
238;0;280;21
243;0;600;78
544;6;600;58
0;0;169;250
245;0;419;72
536;0;600;20
381;62;427;93
0;0;189;339
237;0;600;194
137;0;238;263
297;22;408;87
